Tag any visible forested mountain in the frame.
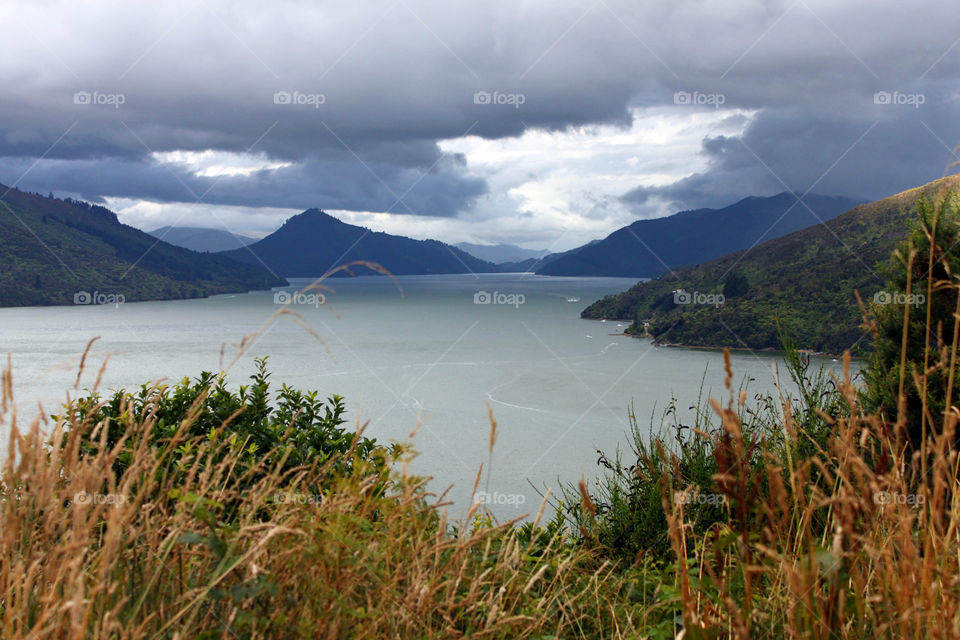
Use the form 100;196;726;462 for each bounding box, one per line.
0;185;285;307
581;176;960;353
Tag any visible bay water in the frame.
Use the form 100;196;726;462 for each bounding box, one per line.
0;274;854;520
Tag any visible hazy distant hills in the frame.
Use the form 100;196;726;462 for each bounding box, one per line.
0;185;285;307
221;209;498;277
537;193;863;277
1;176;895;320
149;226;257;253
455;242;549;264
495;240;602;273
582;175;960;353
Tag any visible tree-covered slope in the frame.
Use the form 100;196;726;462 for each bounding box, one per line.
0;185;285;307
581;175;960;354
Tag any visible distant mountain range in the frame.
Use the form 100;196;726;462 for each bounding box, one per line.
160;192;866;283
149;226;257;252
495;240;601;273
537;192;863;277
455;242;549;264
221;209;497;277
0;185;285;307
582;175;960;353
2;178;904;322
213;189;861;281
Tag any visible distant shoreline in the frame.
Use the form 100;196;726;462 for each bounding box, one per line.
581;317;859;360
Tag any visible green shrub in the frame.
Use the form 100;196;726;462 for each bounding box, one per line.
63;357;392;504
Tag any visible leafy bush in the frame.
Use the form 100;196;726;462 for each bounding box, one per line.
64;357;391;504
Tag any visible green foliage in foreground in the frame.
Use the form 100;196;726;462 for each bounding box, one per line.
65;357;390;501
861;194;960;450
565;340;848;563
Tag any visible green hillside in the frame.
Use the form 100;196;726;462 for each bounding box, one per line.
0;185;285;307
581;175;960;354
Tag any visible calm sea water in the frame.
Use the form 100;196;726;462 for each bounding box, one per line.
0;274;855;520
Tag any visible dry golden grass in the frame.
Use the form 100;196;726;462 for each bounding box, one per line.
663;351;960;638
0;359;651;639
10;347;960;638
7;235;960;637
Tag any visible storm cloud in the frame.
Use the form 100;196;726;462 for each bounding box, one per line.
1;0;958;244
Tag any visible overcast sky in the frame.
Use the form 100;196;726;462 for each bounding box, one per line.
2;0;958;250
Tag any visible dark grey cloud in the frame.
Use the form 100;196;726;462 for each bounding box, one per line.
624;96;960;214
0;150;486;217
1;0;959;232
